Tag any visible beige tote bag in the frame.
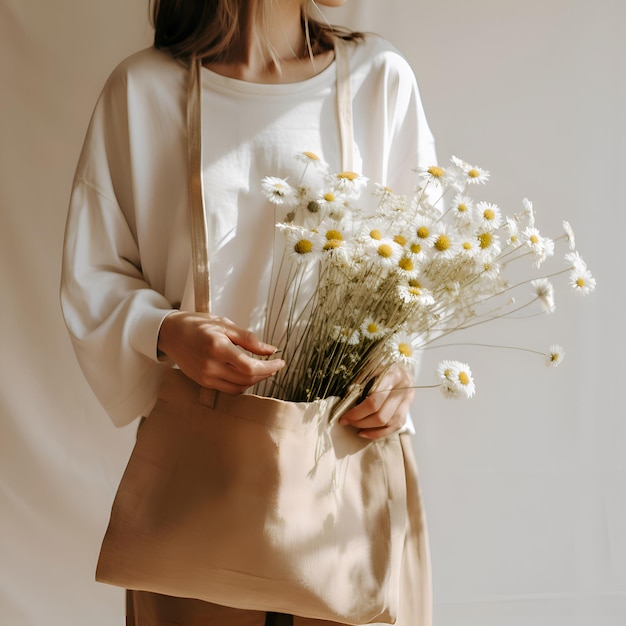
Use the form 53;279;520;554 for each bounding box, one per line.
96;40;411;625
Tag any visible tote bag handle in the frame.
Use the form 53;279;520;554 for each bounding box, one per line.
186;38;354;315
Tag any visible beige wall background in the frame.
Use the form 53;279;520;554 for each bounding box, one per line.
1;0;623;624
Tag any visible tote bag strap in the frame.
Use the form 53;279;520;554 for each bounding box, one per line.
334;38;354;173
187;38;354;313
187;58;210;314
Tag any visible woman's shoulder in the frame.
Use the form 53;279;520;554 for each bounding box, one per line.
101;47;186;99
349;33;414;76
346;33;419;98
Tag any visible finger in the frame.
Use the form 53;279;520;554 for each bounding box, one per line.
225;348;285;378
196;356;285;391
224;325;278;357
345;397;406;430
340;392;387;424
357;421;406;440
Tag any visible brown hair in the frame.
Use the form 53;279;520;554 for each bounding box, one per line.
150;0;362;64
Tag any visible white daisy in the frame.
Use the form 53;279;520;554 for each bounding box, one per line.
367;239;403;268
545;344;565;368
360;317;389;341
430;224;458;259
406;239;429;262
449;194;475;227
414;218;437;246
397;281;435;306
479;258;502;281
358;218;389;244
565;250;587;270
373;182;395;196
458;236;480;258
295;151;329;171
415;164;456;188
392;253;419;278
261;176;299;206
475;201;502;231
531;278;556;314
315;188;348;218
476;229;502;256
284;229;321;264
319;225;353;264
451;156;490;186
505;216;522;248
523;227;554;267
387;332;418;367
328;171;368;198
569;266;596;295
562;220;576;251
437;360;476;399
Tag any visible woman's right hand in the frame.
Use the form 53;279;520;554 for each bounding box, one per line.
157;311;285;394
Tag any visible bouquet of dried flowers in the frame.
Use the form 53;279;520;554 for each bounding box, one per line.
254;152;595;403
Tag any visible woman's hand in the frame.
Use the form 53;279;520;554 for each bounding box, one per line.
339;365;415;440
157;311;285;394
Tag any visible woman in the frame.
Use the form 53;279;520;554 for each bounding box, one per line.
61;1;436;624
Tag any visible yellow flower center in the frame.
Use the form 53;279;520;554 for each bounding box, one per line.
468;168;481;179
550;353;559;362
326;229;343;241
530;234;539;244
408;286;422;296
337;171;359;181
510;234;518;243
462;241;472;250
483;208;495;221
458;371;470;385
294;239;313;255
484;263;492;272
398;343;413;357
457;203;468;213
434;235;451;252
323;240;341;251
367;323;379;334
394;234;407;246
408;278;422;289
427;166;444;178
417;226;430;239
323;192;336;202
377;243;394;258
398;257;414;272
576;277;586;288
478;232;493;249
410;242;422;254
444;368;452;378
369;229;382;240
302;151;320;160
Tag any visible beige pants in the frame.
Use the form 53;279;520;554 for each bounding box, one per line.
126;591;335;625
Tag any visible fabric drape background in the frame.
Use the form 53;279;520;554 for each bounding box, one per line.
1;0;623;624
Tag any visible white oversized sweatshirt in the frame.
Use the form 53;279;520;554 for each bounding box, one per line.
61;35;436;427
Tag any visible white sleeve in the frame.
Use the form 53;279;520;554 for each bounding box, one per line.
60;64;175;427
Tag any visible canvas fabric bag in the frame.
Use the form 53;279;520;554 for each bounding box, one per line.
96;39;415;625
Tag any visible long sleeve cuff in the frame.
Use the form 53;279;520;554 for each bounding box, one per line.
129;304;177;363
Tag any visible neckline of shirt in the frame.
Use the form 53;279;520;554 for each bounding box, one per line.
200;56;338;96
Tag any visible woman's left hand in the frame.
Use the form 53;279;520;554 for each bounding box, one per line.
338;365;415;440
